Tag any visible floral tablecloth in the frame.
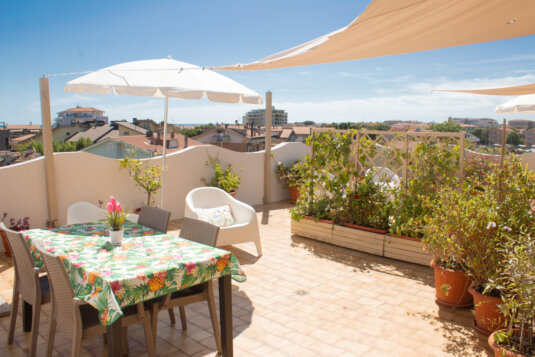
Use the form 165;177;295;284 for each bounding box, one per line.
24;220;246;325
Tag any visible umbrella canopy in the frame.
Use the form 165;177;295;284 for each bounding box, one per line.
65;58;262;104
214;0;535;71
495;94;535;114
65;58;263;208
433;83;535;96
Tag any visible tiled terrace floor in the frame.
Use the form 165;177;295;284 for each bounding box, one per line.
0;201;491;356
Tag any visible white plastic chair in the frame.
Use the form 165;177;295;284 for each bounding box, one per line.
366;167;401;189
66;202;107;224
185;187;262;256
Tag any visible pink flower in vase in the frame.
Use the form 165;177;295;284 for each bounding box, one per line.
106;202;114;213
109;196;117;206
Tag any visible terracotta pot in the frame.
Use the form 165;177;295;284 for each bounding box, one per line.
341;222;388;234
469;286;505;335
488;330;526;357
133;207;142;214
289;186;300;203
1;230;12;257
229;191;237;197
431;260;473;308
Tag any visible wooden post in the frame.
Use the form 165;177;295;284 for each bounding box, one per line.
459;132;465;190
355;131;361;176
263;91;272;204
500;119;506;169
40;77;58;226
402;134;409;185
160;96;169;209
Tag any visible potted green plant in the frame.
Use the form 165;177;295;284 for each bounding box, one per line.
487;231;534;357
423;188;473;308
1;213;30;257
342;172;392;234
275;160;306;203
450;157;535;335
390;141;460;239
203;156;241;196
119;156;162;209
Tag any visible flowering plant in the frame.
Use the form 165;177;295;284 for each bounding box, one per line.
105;196;126;231
2;213;30;231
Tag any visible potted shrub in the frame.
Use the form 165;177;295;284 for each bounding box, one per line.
487;231;534;357
390;141;460;240
342;172;392;234
451;157;535;335
423;188;473;308
119;156;162;210
275;160;306;203
203;156;241;196
1;213;30;257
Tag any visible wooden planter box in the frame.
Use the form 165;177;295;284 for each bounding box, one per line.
332;224;385;256
383;235;432;266
290;217;333;243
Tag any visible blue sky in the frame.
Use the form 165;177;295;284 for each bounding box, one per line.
1;0;535;125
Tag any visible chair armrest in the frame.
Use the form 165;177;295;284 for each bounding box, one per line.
227;198;256;223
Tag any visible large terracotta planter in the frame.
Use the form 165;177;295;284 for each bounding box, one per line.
431;260;473;308
488;330;527;357
1;230;12;257
469;286;505;335
289;186;300;203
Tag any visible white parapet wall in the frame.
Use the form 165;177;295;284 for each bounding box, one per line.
0;142;310;231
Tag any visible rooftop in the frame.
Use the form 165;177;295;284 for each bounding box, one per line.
0;202;490;356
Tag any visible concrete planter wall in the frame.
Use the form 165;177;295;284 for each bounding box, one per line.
291;217;431;266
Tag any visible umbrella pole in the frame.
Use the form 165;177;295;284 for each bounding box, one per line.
40;77;58;226
160;96;169;208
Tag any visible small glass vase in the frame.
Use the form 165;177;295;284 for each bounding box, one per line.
110;229;124;245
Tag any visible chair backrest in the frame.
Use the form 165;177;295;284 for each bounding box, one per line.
186;187;234;209
137;206;171;233
179;217;220;247
33;240;78;332
67;202;106;224
0;222;38;302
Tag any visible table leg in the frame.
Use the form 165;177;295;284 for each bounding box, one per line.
218;275;233;357
22;300;32;332
107;318;123;357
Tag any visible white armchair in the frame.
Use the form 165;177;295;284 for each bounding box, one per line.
66;202;107;224
185;187;262;256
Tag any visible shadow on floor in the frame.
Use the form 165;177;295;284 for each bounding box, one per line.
290;234;434;287
253;201;294;226
223;246;260;265
408;307;491;356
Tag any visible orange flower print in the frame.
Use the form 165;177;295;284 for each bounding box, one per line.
88;271;101;285
90;286;101;298
100;309;109;325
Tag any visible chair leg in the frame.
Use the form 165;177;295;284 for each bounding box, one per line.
122;326;129;356
137;303;155;357
167;307;176;325
7;289;19;345
29;301;41;357
71;328;82;357
46;317;56;357
179;306;187;331
206;283;222;354
254;238;263;257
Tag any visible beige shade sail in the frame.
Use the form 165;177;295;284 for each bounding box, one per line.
433;83;535;96
214;0;535;71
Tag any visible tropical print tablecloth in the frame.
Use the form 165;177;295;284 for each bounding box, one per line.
23;220;245;325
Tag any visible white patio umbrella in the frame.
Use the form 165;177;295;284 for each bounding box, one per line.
495;94;535;114
65;57;263;208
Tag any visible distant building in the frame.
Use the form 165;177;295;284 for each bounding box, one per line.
242;107;288;126
524;128;535;147
508;119;535;129
56;107;108;126
450;117;498;128
488;126;516;145
133;118;160;132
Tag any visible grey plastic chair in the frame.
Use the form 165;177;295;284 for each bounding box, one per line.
147;217;221;353
1;222;50;357
34;241;156;357
137;205;171;233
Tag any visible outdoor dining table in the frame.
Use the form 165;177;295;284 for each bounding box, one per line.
23;220;246;356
